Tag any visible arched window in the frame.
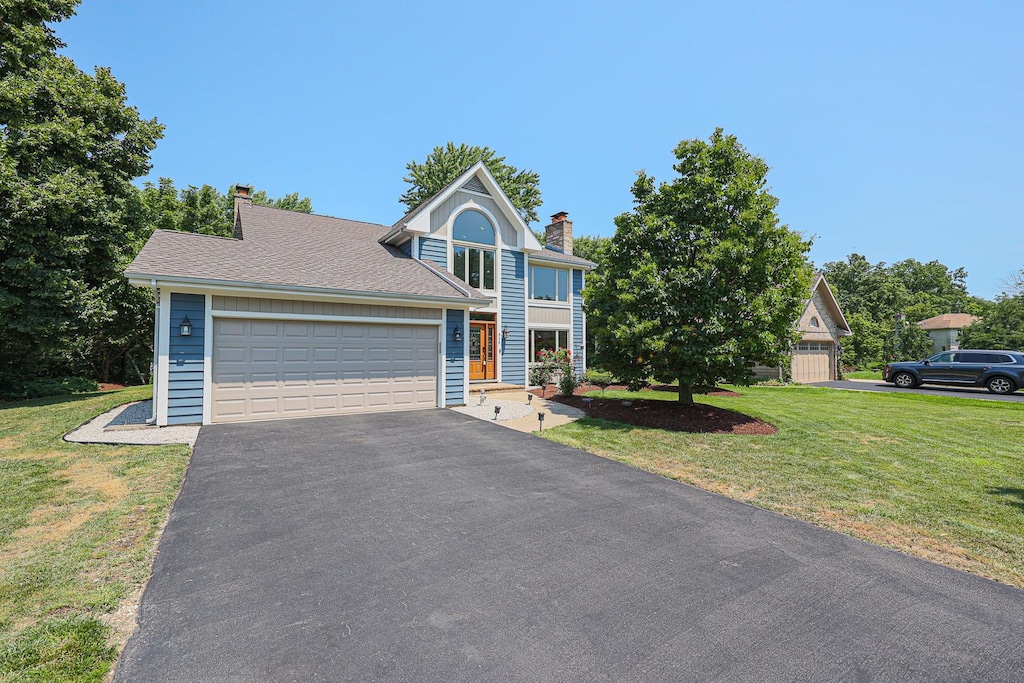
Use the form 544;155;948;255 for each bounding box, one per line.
809;316;820;328
453;210;495;245
451;209;497;289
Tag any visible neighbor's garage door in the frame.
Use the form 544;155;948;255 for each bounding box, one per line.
791;341;833;383
212;318;438;423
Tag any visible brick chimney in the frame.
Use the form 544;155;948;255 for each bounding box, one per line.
233;185;252;238
545;211;573;255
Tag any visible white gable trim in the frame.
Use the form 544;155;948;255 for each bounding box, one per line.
814;274;852;335
398;161;543;252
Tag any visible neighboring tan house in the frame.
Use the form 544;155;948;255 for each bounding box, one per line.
753;273;853;383
125;162;595;426
918;313;980;353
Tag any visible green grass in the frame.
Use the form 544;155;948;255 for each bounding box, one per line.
845;369;883;380
0;388;190;682
542;385;1024;587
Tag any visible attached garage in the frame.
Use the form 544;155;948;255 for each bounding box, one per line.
211;318;439;423
791;341;834;383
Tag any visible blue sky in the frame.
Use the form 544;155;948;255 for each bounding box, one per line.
60;1;1022;299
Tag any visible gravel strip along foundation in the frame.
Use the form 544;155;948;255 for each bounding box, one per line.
65;400;199;446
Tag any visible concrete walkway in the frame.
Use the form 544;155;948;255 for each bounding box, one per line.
459;390;585;433
116;409;1024;682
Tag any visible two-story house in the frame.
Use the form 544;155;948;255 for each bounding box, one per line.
125;162;595;425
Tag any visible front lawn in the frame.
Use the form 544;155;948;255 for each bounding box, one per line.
542;385;1024;587
0;387;190;682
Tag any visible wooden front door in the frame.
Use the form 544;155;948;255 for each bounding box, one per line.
469;322;496;381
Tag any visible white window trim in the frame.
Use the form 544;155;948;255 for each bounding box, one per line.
447;204;504;295
527;327;571;364
528;264;570;303
451;243;499;293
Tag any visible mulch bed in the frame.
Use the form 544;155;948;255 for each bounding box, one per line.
530;384;777;435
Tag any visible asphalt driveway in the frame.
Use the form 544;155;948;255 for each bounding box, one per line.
117;410;1024;681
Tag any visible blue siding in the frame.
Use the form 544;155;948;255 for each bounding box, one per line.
572;270;585;376
500;250;526;385
167;293;205;425
445;309;465;405
419;237;447;268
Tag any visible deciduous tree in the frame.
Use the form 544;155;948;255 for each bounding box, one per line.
822;254;992;367
959;295;1024;351
586;129;813;403
400;143;542;223
139;180;313;238
0;0;163;391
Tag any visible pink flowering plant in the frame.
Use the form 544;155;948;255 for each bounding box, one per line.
530;348;578;395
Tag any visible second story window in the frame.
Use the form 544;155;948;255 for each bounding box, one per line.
451;210;496;290
530;265;568;302
453;246;494;290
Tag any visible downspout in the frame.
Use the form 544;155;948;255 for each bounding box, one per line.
147;279;159;424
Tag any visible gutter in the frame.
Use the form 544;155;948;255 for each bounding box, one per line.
125;273;492;309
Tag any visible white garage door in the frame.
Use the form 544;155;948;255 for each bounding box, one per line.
792;341;833;383
212;318;438;423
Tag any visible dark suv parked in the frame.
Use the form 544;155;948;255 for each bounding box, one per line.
883;350;1024;394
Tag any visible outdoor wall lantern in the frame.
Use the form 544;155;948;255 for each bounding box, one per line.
179;315;193;337
453;325;462;342
502;326;510;340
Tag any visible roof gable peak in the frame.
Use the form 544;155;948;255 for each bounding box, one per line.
383;160;543;250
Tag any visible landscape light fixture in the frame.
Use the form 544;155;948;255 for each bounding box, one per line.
179;315;193;337
527;394;533;405
493;405;501;420
453;325;461;342
537;411;545;431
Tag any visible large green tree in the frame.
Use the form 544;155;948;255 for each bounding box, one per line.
572;235;611;265
0;0;164;390
400;143;542;223
959;295;1024;351
139;179;313;238
586;129;813;403
822;254;991;366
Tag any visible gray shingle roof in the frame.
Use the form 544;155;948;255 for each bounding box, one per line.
126;204;489;302
529;247;597;268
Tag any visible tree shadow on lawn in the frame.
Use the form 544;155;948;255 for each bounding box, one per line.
988;487;1024;513
0;390;124;412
